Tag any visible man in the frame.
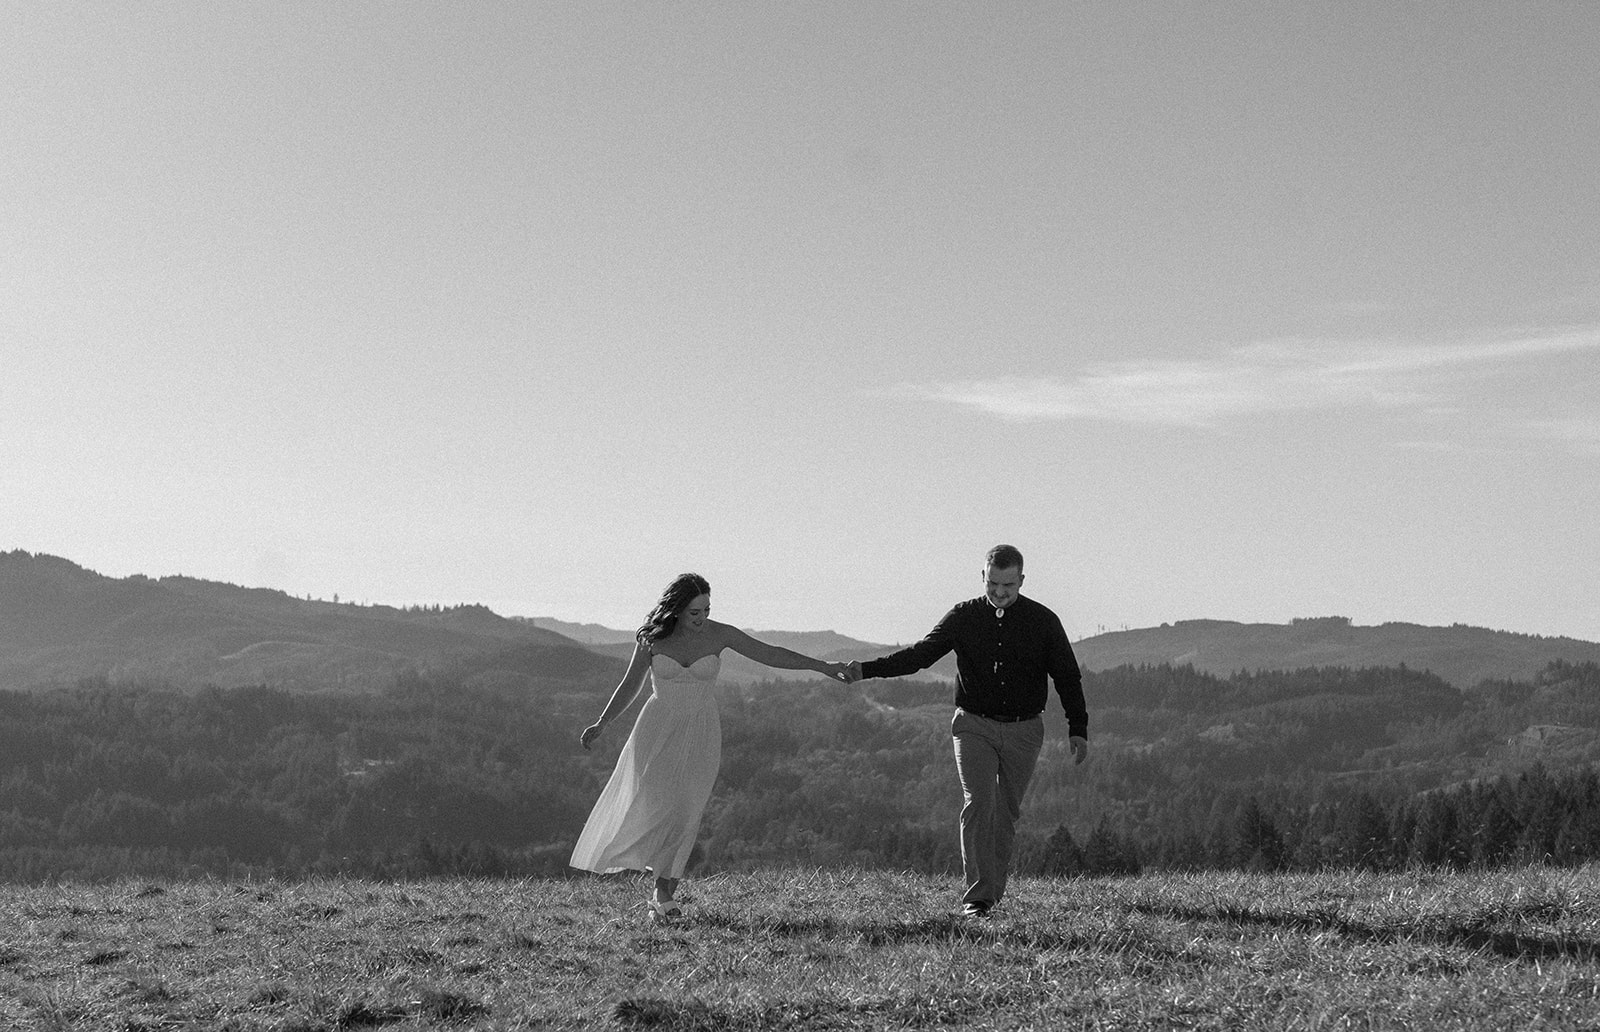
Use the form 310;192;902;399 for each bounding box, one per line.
845;545;1088;916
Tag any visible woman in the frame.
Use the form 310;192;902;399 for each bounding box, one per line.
571;573;849;920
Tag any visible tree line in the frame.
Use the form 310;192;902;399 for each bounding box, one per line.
0;659;1597;881
1032;762;1600;878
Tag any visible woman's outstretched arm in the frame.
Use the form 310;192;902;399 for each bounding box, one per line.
719;625;850;681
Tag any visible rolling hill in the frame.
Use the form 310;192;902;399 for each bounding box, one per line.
5;550;1597;693
1071;615;1600;689
532;613;1600;690
0;551;613;691
5;550;1600;890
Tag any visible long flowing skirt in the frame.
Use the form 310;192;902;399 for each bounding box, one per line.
570;685;721;879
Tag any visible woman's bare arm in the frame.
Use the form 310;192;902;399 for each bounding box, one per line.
581;641;653;749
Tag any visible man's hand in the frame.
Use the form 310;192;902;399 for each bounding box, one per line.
1069;736;1089;765
845;661;865;684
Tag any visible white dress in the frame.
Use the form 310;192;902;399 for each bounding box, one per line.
570;651;722;879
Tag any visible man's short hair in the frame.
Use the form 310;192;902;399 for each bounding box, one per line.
986;544;1024;572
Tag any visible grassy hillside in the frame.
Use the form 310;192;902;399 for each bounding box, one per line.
4;866;1600;1029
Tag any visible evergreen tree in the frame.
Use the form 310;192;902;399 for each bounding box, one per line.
1554;769;1600;864
1468;787;1521;867
1410;795;1467;869
1083;818;1139;876
1332;792;1392;870
1233;796;1285;871
1039;823;1085;877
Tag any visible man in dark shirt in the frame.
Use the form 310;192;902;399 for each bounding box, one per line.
845;545;1088;916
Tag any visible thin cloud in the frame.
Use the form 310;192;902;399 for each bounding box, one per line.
1512;417;1600;456
913;326;1600;428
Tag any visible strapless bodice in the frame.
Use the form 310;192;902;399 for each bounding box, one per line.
650;651;721;683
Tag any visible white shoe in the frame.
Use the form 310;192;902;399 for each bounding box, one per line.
649;899;683;923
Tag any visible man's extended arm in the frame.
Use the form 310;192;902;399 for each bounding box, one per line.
856;607;960;680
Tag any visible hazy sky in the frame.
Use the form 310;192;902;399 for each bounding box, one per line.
5;3;1598;645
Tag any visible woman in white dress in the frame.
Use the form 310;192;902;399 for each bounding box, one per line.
571;573;850;920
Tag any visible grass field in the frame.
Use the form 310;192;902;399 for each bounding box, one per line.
4;865;1600;1030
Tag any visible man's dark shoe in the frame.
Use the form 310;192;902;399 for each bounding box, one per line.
960;901;992;918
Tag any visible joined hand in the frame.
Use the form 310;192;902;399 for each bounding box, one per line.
827;661;863;684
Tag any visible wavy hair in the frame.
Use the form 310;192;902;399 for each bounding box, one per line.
636;573;711;644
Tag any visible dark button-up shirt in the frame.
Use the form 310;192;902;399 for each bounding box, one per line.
861;595;1088;739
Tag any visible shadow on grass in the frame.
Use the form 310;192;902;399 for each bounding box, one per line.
614;993;982;1030
1131;901;1600;966
693;910;1198;965
695;911;983;946
300;989;489;1029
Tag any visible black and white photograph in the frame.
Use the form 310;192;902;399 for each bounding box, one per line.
3;3;1598;1028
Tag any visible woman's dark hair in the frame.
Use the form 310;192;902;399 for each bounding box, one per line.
636;573;712;644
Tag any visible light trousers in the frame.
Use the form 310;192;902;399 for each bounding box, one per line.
951;708;1045;907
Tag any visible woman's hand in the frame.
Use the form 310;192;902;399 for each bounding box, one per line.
581;722;605;750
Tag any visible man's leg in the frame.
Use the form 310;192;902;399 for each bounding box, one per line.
952;709;1002;907
990;717;1046;903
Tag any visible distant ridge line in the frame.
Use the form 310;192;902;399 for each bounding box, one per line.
4;551;1597;691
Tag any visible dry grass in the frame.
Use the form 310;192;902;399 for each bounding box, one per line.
3;866;1600;1029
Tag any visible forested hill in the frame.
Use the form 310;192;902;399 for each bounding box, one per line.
0;551;611;691
1073;616;1600;689
9;553;1600;883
